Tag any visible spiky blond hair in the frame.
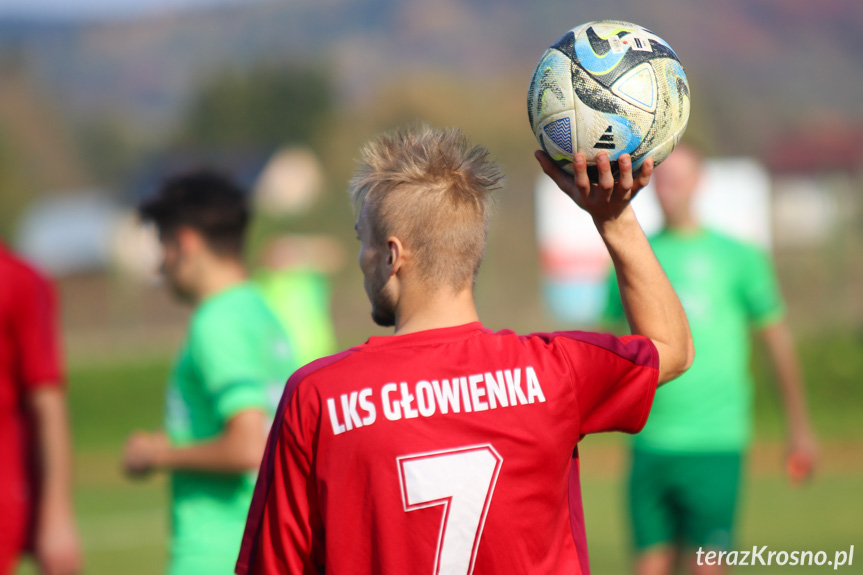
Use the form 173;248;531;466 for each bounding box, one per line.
349;125;504;290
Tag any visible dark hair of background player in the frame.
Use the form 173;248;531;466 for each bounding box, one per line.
139;170;249;257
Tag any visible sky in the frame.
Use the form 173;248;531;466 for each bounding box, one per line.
0;0;252;20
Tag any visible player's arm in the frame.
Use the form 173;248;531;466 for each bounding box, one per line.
125;308;277;477
28;388;82;575
17;275;81;575
757;320;817;483
536;150;694;384
124;409;267;476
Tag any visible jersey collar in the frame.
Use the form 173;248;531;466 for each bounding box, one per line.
364;321;485;348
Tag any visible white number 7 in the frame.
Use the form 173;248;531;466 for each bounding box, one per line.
397;444;503;575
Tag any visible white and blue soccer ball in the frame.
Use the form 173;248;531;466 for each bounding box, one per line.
528;20;690;178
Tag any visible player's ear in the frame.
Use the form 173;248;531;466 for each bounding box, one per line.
386;236;406;275
175;226;205;257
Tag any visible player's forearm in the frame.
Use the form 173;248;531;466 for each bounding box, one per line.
597;207;694;383
159;442;260;473
775;364;812;436
159;416;267;474
28;388;76;519
761;322;813;436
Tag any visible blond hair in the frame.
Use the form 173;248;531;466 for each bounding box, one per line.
349;125;504;290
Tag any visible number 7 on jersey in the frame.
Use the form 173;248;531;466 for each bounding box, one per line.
396;445;503;575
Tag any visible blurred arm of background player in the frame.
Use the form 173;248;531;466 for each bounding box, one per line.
536;150;694;384
28;388;81;575
759;320;818;483
123;409;267;476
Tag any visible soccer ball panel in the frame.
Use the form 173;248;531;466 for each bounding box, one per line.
631;58;690;164
536;110;576;166
611;62;657;113
572;64;651;163
528;49;574;134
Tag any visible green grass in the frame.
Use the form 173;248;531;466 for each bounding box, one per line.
66;358;170;450
15;340;863;574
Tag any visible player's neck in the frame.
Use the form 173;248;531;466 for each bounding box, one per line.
665;211;700;234
392;286;479;336
194;260;248;304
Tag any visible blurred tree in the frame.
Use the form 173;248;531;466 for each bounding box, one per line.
0;61;91;242
180;64;333;152
76;118;139;187
0;133;32;242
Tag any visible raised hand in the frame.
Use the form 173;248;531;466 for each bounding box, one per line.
535;150;653;223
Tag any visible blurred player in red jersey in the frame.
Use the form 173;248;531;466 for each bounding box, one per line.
0;245;81;575
236;125;695;575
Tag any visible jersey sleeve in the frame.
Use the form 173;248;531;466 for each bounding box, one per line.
15;270;64;390
189;311;269;422
739;245;785;327
236;372;325;575
549;332;658;436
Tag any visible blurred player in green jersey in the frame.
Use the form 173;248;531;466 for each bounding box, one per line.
255;235;342;366
121;171;297;575
604;146;818;575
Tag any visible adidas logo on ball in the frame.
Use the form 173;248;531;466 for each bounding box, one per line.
593;127;615;150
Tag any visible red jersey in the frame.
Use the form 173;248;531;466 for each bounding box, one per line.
237;322;657;575
0;245;63;560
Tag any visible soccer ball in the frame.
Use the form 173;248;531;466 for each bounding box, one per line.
528;20;690;178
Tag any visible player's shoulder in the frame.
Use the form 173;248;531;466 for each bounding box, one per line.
0;246;50;287
703;228;763;253
192;283;272;330
484;327;653;363
284;346;366;396
0;247;54;309
703;230;772;272
488;326;597;344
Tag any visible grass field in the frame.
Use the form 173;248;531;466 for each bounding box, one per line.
14;343;863;574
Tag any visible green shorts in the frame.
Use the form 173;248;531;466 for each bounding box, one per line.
628;448;743;551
